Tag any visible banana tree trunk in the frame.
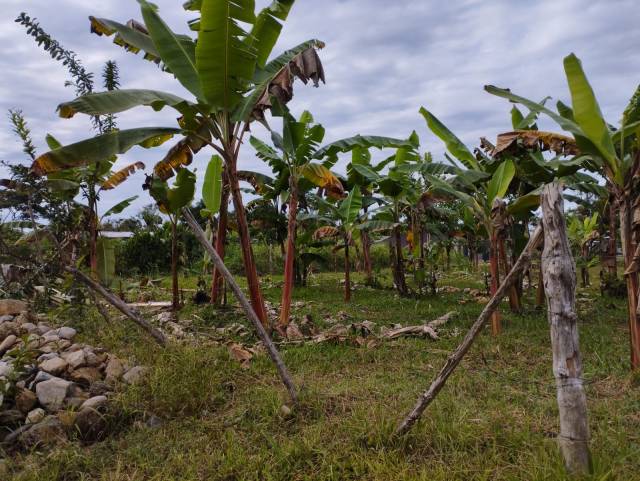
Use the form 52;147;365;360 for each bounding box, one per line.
393;224;409;296
88;186;98;277
279;182;298;328
581;244;590;287
608;197;618;277
619;197;640;369
361;228;373;285
499;238;521;312
170;217;179;311
344;235;351;302
536;261;545;308
227;156;269;327
211;171;229;304
489;230;501;335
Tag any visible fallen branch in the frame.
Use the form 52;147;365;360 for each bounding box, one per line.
182;208;298;405
65;266;167;346
382;311;457;340
394;225;543;437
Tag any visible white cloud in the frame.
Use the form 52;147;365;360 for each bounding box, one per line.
1;0;638;217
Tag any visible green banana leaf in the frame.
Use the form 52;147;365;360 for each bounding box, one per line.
97;237;116;286
419;107;479;170
202;155;223;215
32;127;179;175
57;89;192;118
486;159;515;206
196;0;257;110
138;0;203;100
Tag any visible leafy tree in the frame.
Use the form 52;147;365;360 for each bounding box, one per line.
33;0;327;327
486;53;640;368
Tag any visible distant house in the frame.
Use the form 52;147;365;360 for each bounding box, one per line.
99;231;134;239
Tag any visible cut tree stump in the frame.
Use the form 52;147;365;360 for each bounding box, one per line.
541;182;591;475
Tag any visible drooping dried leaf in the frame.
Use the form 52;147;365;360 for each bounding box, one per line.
90;16;161;64
313;226;340;240
251;44;326;121
490;197;511;235
102;161;145;190
153;125;210;181
491;130;579;157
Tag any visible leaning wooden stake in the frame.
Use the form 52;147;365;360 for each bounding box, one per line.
395;224;543;437
182;208;298;405
65;266;167;346
541;183;591;475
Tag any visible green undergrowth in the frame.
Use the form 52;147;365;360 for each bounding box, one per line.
4;268;639;480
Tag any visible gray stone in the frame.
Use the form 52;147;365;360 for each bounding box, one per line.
83;349;101;367
0;360;14;378
25;407;45;424
15;387;37;413
0;314;14;323
0;409;24;426
56;326;77;340
81;395;108;410
40;356;68;375
62;349;85;369
18;415;66;448
21;322;37;333
89;381;110;396
104;357;124;382
74;406;107;441
65;343;83;352
38;352;59;362
42;333;60;344
122;366;146;385
0;299;28;316
36;377;71;411
32;370;53;385
0;322;18;339
70;366;101;385
14;312;33;325
0;334;17;353
36;323;52;335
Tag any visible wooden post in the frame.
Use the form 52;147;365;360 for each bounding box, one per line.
395;225;543;437
182;208;298;404
541;183;591;475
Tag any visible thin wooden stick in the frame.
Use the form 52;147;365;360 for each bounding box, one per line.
394;224;544;437
65;266;167;346
182;208;298;405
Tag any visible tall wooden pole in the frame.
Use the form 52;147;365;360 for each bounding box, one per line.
541;183;591;475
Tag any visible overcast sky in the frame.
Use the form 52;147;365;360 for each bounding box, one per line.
1;0;638;220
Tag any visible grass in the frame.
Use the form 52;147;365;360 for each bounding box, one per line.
3;266;640;480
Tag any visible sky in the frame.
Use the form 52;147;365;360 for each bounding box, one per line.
1;0;639;220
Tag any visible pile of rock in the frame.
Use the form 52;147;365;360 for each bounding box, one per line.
0;299;145;449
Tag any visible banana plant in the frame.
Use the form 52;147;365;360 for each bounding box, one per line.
145;168;197;309
252;109;412;326
32;0;326;328
419;108;530;334
485;53;640;368
307;187;363;302
567;212;600;288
